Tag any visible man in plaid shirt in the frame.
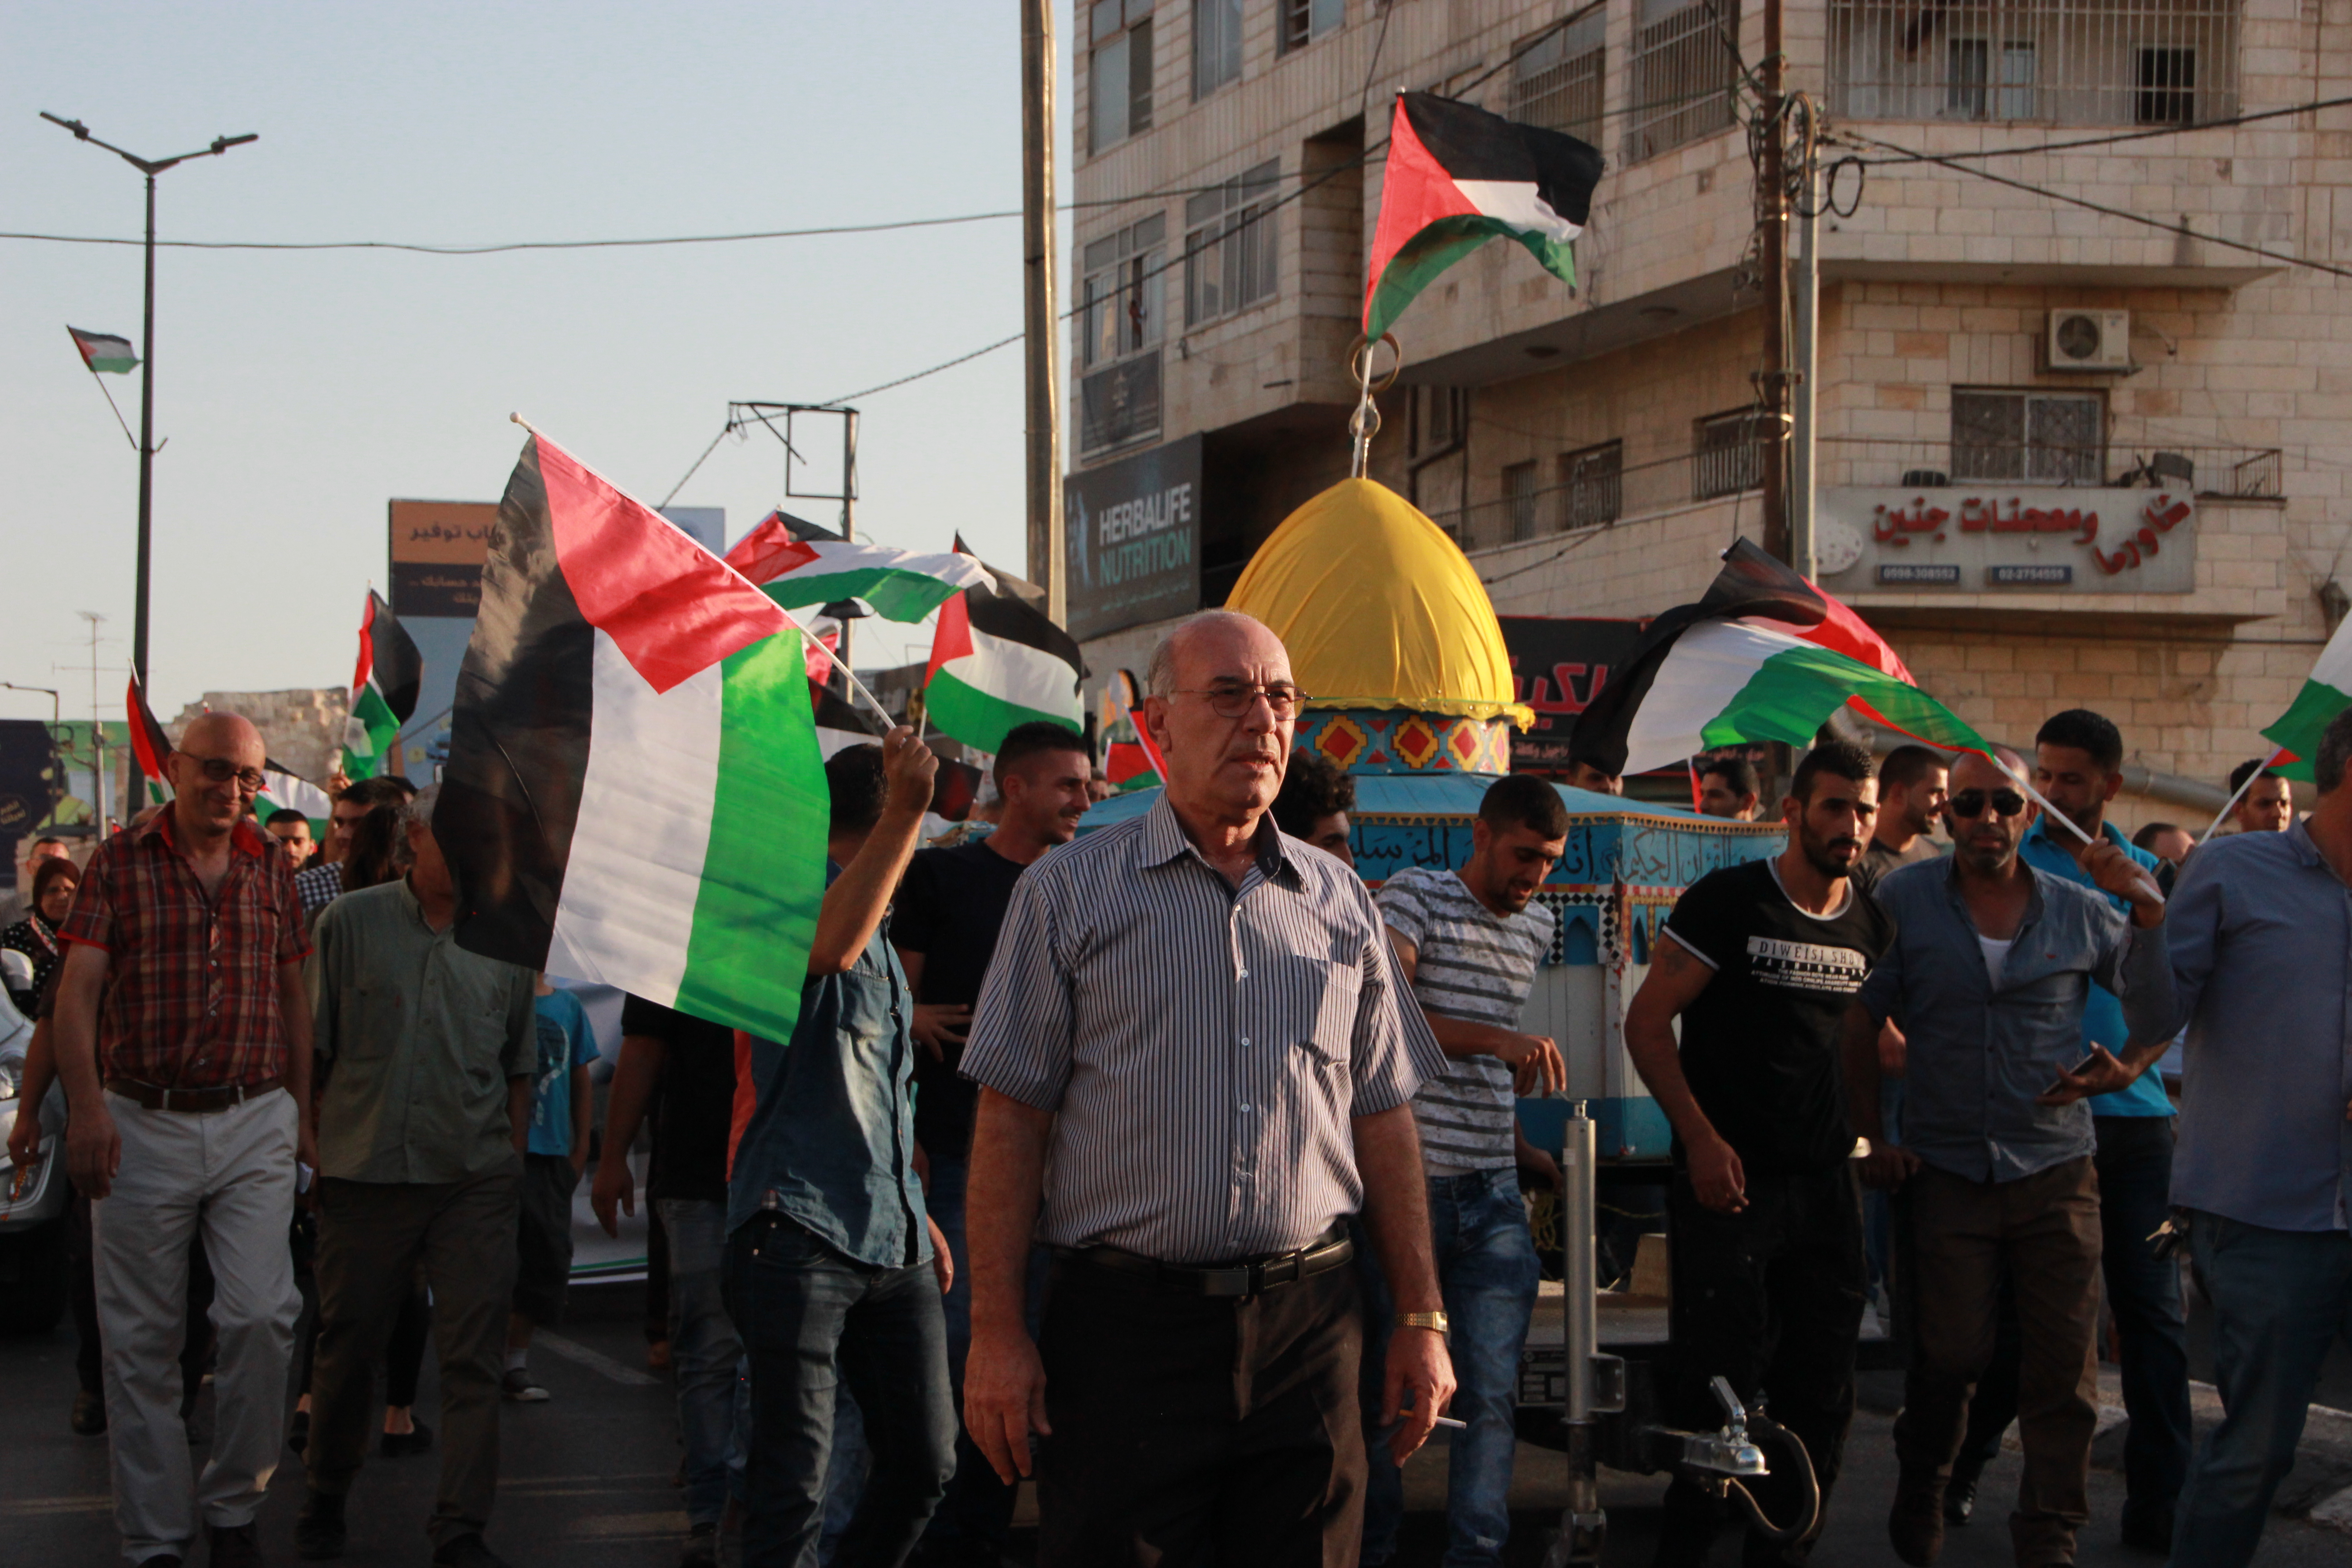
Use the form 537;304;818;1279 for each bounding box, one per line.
52;713;315;1568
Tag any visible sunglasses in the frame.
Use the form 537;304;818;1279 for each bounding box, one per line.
179;755;268;794
1948;788;2027;820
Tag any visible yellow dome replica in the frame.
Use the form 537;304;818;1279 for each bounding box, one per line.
1228;477;1534;728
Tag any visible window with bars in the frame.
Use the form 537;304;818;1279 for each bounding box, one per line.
1503;461;1541;542
1627;0;1742;164
1279;0;1345;55
1081;214;1167;370
1951;389;2105;484
1695;410;1766;501
1184;160;1281;326
1090;0;1154;154
1193;0;1242;98
1559;440;1623;529
1829;1;2238;127
1513;10;1606;145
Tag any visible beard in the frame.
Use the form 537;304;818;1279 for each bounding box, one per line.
1798;827;1860;880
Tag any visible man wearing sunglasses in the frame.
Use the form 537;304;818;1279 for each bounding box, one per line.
1845;746;2178;1568
48;713;315;1568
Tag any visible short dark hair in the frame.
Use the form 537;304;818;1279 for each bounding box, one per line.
2131;821;2183;852
1271;751;1355;840
2318;710;2352;795
31;836;63;852
1879;744;1947;794
2228;756;2279;795
1698;756;1759;799
265;807;310;828
1479;773;1571;839
341;774;416;810
29;855;78;907
2036;708;2124;774
826;745;889;835
993;722;1087;789
1790;741;1876;806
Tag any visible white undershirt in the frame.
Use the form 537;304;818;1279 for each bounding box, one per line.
1976;933;2014;990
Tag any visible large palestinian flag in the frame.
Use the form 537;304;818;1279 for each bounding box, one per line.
923;579;1085;755
438;429;828;1043
2260;612;2352;781
257;763;333;824
725;510;993;622
1364;92;1603;342
342;590;423;780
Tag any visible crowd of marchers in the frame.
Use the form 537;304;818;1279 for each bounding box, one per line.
3;608;2347;1568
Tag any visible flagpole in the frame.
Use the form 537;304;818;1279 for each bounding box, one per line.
84;367;137;450
784;613;897;731
2197;745;2290;845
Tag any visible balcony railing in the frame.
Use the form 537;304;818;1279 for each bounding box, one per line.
1816;436;2281;499
1078;350;1163;457
1440;442;1769;553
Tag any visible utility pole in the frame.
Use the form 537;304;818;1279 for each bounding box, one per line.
41;113;257;689
1020;0;1066;624
77;612;106;827
1755;0;1791;565
1789;99;1821;582
840;407;860;669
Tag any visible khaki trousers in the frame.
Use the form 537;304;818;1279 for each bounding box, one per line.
1896;1156;2103;1567
93;1088;300;1564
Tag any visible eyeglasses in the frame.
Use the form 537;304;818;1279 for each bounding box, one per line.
179;755;267;794
1174;682;1310;720
1948;788;2027;820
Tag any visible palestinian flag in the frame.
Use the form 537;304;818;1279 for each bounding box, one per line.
725;510;992;622
1573;540;1981;777
126;671;173;803
1364;92;1603;342
923;579;1085;755
341;590;423;781
2260;613;2352;781
438;428;829;1043
1099;671;1162;791
257;763;333;825
69;326;139;374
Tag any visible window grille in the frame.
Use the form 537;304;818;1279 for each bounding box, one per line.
1079;350;1164;455
1414;387;1467;456
1090;0;1155;153
1694;409;1767;501
1081;214;1168;370
1828;0;2238;126
1951;389;2105;484
1513;10;1607;145
1194;0;1242;98
1503;461;1541;542
1559;440;1623;529
1184;160;1281;326
1279;0;1345;55
1627;0;1742;163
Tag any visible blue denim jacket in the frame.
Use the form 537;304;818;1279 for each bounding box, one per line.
725;901;930;1267
2018;817;2176;1119
1860;854;2179;1183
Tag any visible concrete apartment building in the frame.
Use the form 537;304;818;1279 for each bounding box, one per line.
1062;0;2352;818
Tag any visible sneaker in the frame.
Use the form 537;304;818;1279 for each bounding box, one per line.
678;1524;718;1568
430;1535;512;1568
294;1490;347;1562
209;1522;262;1568
500;1368;549;1403
1943;1472;1977;1526
70;1389;106;1436
1888;1464;1946;1567
381;1420;435;1458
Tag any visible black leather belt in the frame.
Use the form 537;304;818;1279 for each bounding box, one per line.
1059;1225;1353;1299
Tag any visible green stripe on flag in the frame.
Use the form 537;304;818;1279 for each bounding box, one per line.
1366;215;1578;342
671;631;828;1044
925;666;1080;756
760;569;963;623
1700;642;1991;756
2259;677;2350;781
343;681;400;780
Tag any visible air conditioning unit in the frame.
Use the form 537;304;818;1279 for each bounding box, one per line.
2048;309;2132;371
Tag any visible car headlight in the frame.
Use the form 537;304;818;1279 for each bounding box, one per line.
0;1060;19;1101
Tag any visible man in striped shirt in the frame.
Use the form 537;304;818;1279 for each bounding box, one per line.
1363;774;1566;1567
959;609;1455;1566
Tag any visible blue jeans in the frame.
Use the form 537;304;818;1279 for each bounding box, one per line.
658;1199;747;1529
2089;1116;2191;1524
2174;1213;2352;1567
1358;1168;1539;1568
725;1215;957;1568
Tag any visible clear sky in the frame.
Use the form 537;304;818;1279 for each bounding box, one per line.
1;1;1073;725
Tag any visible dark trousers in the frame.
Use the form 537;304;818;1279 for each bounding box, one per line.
306;1166;520;1549
1895;1158;2102;1568
1034;1253;1365;1568
725;1213;956;1568
1658;1165;1866;1568
294;1201;431;1407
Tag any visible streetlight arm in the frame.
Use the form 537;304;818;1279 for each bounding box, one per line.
40;113;257;174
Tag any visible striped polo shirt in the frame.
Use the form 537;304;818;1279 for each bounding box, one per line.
958;795;1441;1264
1376;865;1555;1175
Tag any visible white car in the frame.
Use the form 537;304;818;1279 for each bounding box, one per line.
0;986;68;1335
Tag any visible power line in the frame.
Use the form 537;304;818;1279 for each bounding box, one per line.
1844;93;2352;167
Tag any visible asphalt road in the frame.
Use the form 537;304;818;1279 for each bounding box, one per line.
5;1277;2349;1568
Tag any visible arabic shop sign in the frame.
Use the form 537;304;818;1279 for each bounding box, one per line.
388;499;503;618
1063;435;1203;641
1497;616;1648;773
1814;487;2196;594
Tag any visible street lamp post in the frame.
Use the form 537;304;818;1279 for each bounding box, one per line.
40;113;255;690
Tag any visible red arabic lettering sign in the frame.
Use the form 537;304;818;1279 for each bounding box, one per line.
1816;487;2196;594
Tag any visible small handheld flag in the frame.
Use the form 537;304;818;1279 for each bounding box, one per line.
68;327;139;374
342;590;423;780
125;671;174;806
922;581;1085;755
725;510;993;622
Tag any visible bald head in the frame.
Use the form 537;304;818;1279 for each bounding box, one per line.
167;712;269;842
178;712;266;763
1142;610;1298;831
1148;610;1281;699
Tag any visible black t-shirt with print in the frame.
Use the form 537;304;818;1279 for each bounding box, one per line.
1662;857;1895;1175
892;838;1032;1161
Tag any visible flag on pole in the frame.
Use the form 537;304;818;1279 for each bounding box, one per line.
257;763;333;824
725;510;993;622
437;426;829;1044
342;590;423;780
1099;671;1163;791
2259;614;2352;780
922;580;1085;755
68;327;139;374
125;671;173;804
1364;93;1602;342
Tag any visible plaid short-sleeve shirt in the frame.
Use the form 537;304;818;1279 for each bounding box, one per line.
59;811;311;1089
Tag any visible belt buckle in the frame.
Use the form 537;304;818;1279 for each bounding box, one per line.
1200;1266;1252;1298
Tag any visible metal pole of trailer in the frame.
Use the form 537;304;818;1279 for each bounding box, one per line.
1549;1100;1606;1565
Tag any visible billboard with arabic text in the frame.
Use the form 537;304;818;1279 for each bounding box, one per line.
1814;486;2196;594
388;499;504;618
1498;616;1648;774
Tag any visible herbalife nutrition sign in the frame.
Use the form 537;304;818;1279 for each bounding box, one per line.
1064;435;1202;640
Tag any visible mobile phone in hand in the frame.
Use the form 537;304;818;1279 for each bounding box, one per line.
2044;1051;2103;1098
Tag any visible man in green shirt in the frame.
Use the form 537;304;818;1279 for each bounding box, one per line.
295;784;537;1568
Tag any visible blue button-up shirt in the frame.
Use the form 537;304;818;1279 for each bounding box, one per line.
1861;856;2179;1183
726;887;929;1266
2018;818;2176;1119
2167;818;2352;1233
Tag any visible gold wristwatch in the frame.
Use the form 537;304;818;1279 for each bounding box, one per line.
1396;1311;1450;1334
